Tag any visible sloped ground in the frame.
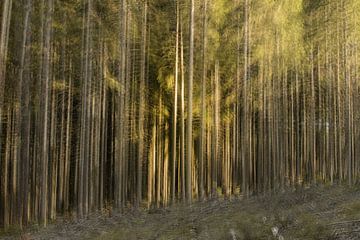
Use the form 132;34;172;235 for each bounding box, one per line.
2;184;360;240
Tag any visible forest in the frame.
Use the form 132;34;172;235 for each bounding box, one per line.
0;0;359;233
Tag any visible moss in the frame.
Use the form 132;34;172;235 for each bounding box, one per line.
0;225;26;239
231;212;273;240
289;213;332;240
341;201;360;219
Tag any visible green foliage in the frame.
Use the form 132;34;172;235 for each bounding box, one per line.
252;0;304;68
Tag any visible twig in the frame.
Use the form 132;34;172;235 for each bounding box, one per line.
328;219;360;225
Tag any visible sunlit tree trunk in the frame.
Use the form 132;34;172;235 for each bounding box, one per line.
137;0;147;207
242;0;249;195
171;0;179;203
180;20;186;202
343;0;352;186
199;0;207;201
186;0;195;203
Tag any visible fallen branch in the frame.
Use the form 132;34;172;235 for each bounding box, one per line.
328;219;360;225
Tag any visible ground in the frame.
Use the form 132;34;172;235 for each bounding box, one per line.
2;184;360;240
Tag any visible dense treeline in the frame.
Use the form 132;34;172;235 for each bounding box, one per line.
0;0;359;228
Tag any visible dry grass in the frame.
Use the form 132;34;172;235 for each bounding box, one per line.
2;184;360;240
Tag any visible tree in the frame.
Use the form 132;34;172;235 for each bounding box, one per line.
199;0;207;201
0;0;13;228
172;0;179;203
186;0;195;203
137;0;147;207
39;0;54;226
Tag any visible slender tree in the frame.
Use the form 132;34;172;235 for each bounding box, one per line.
186;0;195;204
0;0;13;228
199;0;207;201
172;0;179;203
39;0;54;226
137;0;147;207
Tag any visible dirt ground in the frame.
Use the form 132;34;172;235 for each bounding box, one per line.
2;184;360;240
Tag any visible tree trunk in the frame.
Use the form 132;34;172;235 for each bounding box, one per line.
137;0;147;208
199;0;207;201
180;19;186;202
186;0;194;204
171;0;179;203
0;0;12;228
39;0;53;226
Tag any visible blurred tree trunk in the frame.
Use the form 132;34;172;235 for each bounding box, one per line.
186;0;194;204
39;0;53;226
0;0;12;228
199;0;207;201
137;0;147;207
171;0;179;203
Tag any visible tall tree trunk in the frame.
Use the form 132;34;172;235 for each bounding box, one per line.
199;0;207;201
171;0;179;203
17;0;32;226
180;19;186;202
186;0;194;204
79;0;92;217
137;0;147;207
40;0;53;226
64;60;72;212
242;0;249;196
0;0;12;228
0;0;12;120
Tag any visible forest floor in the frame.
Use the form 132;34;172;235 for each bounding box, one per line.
2;184;360;240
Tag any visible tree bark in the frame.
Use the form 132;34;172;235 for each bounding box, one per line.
186;0;194;204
